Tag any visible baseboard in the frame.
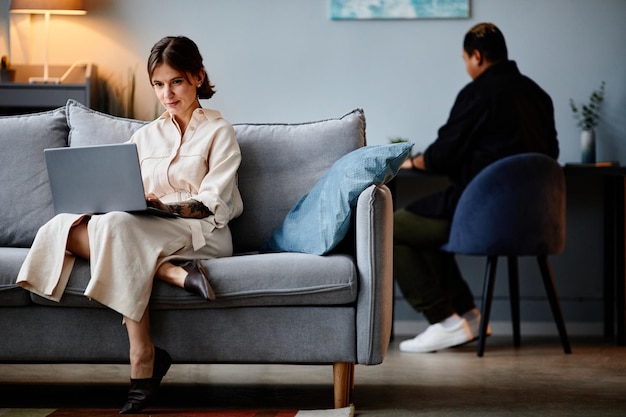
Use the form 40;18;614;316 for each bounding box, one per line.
393;320;604;337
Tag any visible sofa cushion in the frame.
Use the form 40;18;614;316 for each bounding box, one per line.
230;109;366;254
66;99;147;147
0;108;68;247
261;142;412;255
0;248;32;306
30;253;357;309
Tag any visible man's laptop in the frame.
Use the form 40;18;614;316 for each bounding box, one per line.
44;143;178;218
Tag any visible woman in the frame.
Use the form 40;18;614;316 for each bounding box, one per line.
16;36;243;413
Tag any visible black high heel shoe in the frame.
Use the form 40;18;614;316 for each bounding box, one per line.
119;346;172;414
183;260;215;300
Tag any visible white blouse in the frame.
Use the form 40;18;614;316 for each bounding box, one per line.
129;108;244;228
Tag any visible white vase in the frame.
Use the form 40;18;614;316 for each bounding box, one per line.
581;129;596;163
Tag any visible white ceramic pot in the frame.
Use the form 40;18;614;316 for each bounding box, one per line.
581;129;596;163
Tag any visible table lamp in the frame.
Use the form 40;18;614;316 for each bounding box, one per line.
10;0;87;84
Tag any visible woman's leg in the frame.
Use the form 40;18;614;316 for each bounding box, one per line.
155;262;186;288
66;217;160;381
124;311;154;379
155;261;214;300
66;217;91;259
120;308;172;414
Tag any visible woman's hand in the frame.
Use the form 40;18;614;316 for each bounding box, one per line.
167;200;213;219
146;194;212;219
146;193;170;212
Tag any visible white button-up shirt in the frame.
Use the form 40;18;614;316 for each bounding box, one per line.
129;108;243;229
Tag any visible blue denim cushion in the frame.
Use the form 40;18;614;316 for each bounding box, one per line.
262;142;412;255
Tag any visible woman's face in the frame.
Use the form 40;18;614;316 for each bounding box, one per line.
151;63;202;120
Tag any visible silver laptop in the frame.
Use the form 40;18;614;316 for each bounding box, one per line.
44;143;177;217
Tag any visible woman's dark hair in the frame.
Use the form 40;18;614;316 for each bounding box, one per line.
147;36;216;100
463;23;508;63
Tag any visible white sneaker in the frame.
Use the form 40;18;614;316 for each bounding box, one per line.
399;319;473;353
463;311;492;340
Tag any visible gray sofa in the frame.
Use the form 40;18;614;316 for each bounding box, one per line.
0;100;395;408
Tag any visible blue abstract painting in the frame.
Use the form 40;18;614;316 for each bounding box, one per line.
330;0;470;19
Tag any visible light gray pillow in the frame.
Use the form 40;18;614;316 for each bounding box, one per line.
66;99;147;147
0;108;69;247
229;109;366;253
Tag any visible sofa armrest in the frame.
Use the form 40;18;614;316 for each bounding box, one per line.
354;183;394;364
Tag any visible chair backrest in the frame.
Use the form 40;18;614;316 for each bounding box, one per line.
442;152;566;256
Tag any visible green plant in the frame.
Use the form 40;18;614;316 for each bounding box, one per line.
1;55;10;70
101;66;137;118
570;81;605;130
389;136;409;144
126;67;136;119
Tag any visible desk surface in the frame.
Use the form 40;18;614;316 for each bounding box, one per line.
563;164;626;176
395;163;626;180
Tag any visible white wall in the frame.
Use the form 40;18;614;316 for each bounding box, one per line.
1;0;624;163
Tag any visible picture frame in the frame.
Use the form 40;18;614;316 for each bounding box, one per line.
330;0;470;20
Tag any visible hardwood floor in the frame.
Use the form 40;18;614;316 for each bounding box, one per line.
1;336;625;416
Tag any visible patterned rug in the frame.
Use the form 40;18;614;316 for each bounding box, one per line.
0;406;354;417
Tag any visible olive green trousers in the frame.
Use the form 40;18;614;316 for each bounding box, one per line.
393;209;476;324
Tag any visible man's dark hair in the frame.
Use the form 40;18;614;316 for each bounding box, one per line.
463;23;508;63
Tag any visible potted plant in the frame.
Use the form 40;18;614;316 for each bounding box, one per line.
389;136;409;144
570;81;605;163
0;56;16;83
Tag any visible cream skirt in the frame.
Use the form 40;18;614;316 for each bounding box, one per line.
16;212;232;322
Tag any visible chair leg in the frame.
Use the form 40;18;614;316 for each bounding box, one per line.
537;255;572;354
507;256;521;347
478;256;498;357
333;362;354;408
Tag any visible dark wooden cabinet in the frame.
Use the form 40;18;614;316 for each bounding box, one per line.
0;63;96;115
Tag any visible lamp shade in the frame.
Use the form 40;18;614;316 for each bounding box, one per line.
10;0;86;15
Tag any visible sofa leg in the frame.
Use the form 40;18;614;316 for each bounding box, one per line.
333;362;355;408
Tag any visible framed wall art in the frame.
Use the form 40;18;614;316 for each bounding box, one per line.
330;0;470;20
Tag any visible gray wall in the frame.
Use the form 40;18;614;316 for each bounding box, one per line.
1;0;624;335
1;1;624;158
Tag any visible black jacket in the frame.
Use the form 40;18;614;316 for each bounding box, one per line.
406;60;559;219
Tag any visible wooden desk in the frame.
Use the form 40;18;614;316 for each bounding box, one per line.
0;63;97;115
563;164;626;345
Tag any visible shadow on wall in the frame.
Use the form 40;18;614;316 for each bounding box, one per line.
97;66;135;118
97;66;162;121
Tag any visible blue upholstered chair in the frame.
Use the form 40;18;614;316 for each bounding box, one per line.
441;152;572;357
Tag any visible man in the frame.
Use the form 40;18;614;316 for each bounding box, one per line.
395;22;559;353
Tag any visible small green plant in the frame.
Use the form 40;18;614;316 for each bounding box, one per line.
389;136;409;144
570;81;605;130
101;66;137;118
